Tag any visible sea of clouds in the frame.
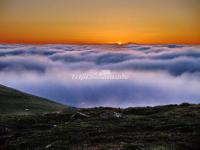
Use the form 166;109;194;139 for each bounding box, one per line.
0;44;200;107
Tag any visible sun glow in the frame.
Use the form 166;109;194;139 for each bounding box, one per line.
117;42;122;45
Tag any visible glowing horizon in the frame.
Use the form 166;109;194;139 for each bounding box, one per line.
0;0;200;44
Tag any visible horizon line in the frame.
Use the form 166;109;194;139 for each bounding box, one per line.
1;41;200;45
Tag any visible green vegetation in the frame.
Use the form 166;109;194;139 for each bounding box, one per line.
1;104;200;150
0;84;68;115
0;85;200;149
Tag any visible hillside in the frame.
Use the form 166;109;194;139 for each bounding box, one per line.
0;84;68;115
0;85;200;150
0;103;200;150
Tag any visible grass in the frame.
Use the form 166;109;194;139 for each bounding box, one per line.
0;85;200;149
0;84;68;115
0;104;200;150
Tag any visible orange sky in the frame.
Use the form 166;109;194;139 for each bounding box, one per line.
0;0;200;44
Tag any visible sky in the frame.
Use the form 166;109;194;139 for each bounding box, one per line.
0;0;200;44
0;44;200;107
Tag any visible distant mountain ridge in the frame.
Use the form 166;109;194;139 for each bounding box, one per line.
0;84;68;115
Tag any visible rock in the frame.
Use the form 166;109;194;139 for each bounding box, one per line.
71;112;90;120
100;111;122;119
113;112;122;118
53;125;57;128
45;144;52;149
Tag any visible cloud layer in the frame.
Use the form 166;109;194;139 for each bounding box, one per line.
0;44;200;107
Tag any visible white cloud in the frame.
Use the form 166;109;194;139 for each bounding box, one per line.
0;44;200;107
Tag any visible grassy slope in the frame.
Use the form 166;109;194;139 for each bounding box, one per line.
0;104;200;150
0;84;68;115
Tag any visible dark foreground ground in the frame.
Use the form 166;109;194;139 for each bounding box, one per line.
0;103;200;150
